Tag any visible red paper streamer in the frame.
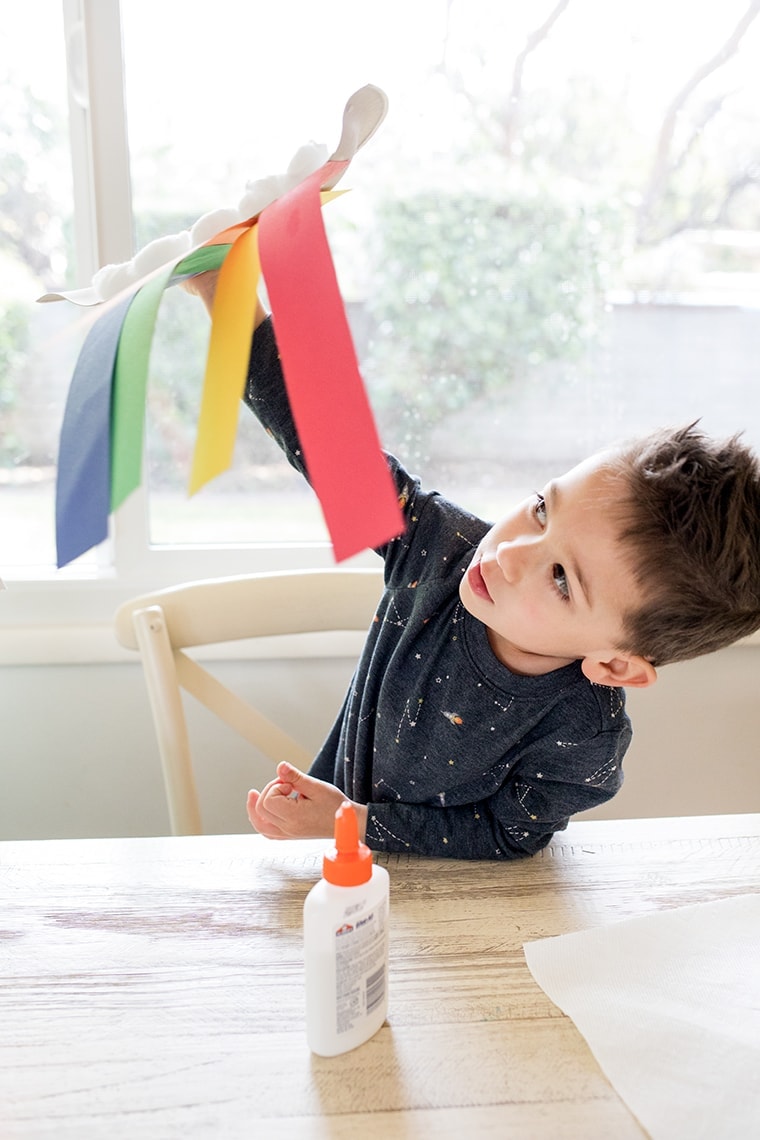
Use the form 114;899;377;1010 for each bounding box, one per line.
257;160;404;561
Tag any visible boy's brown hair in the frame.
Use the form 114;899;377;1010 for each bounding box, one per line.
612;423;760;667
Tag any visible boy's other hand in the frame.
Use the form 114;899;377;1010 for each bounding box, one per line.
247;762;368;841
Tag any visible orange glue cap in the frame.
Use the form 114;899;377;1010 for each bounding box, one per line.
323;802;373;886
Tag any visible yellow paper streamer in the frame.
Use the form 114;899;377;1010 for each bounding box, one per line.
188;225;261;495
188;190;345;496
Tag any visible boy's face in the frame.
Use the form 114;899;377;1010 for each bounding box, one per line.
459;453;643;679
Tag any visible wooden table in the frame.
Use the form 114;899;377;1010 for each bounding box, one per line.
1;814;758;1139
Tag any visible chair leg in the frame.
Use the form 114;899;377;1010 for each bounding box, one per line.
133;606;203;836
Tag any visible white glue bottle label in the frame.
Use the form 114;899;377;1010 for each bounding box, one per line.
303;801;390;1056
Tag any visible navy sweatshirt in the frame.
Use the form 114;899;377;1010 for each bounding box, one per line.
244;317;631;859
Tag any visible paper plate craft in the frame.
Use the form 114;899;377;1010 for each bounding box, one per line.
42;85;404;568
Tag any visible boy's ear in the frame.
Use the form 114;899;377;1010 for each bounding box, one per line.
581;652;657;689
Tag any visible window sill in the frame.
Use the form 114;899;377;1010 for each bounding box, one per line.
0;539;378;665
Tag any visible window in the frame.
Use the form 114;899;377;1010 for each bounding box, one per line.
2;1;759;646
2;3;81;573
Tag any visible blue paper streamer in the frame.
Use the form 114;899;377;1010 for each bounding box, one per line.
55;291;135;568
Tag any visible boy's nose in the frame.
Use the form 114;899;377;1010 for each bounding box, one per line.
495;536;536;582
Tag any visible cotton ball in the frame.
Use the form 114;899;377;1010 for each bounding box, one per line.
286;141;328;185
92;261;138;301
132;231;192;277
238;174;289;219
87;138;332;298
190;207;242;245
237;142;329;217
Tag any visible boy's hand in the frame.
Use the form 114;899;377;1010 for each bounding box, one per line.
181;268;268;328
179;269;221;313
247;762;368;841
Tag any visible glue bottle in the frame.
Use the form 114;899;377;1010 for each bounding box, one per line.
303;801;390;1056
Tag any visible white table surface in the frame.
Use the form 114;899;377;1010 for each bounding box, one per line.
1;813;758;1139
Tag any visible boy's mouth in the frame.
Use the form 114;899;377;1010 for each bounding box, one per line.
467;558;493;603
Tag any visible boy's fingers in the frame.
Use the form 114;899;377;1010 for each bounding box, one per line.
276;762;325;795
263;789;303;823
247;788;290;839
252;817;289;840
276;761;304;783
246;789;261;825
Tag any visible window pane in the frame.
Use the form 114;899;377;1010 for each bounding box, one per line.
121;0;760;546
0;4;91;573
123;0;760;551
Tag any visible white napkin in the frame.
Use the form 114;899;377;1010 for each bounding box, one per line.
523;894;760;1139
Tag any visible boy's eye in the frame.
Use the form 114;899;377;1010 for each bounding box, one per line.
553;564;570;600
534;493;547;524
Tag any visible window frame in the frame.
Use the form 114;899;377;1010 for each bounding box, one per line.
71;0;344;583
0;0;362;665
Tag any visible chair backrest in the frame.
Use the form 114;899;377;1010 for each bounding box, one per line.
114;568;384;835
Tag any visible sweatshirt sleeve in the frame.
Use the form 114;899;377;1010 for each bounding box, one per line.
364;726;628;860
243;315;310;481
243;314;421;534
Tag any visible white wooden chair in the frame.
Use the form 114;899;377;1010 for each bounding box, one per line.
114;568;383;835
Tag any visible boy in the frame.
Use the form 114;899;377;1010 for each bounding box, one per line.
186;273;760;858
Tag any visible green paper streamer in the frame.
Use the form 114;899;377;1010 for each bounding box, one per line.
109;243;232;512
173;243;231;279
110;264;177;512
